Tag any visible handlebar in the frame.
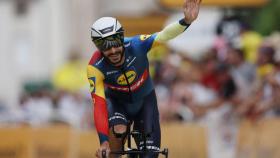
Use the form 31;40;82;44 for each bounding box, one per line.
110;148;168;158
101;148;168;158
106;120;169;158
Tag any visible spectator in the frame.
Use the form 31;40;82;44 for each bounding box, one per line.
236;45;277;119
239;22;263;64
189;62;238;158
52;51;88;93
200;50;220;92
256;45;275;79
20;88;53;126
56;92;89;128
226;47;256;99
0;100;11;125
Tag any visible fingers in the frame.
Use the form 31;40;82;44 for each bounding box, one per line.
96;148;110;158
95;150;99;158
194;0;202;5
185;0;195;5
185;0;200;7
95;149;104;158
184;0;188;7
106;149;110;157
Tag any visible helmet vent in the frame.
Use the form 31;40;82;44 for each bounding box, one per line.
91;28;102;37
99;25;114;34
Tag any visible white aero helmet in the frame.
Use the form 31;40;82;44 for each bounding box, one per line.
91;17;124;51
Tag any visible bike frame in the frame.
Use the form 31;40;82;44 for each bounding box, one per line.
102;121;168;158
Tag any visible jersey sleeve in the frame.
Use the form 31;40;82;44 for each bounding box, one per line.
131;34;158;54
154;19;190;43
131;19;190;55
87;65;108;144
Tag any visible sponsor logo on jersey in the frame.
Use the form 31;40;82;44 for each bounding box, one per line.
89;77;96;93
106;69;149;92
106;70;118;75
140;35;151;41
117;70;137;85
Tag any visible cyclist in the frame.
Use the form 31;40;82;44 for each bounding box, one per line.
87;0;201;157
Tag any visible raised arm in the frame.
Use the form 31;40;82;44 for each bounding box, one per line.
155;0;201;42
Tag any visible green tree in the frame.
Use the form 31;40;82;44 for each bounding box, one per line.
254;0;280;35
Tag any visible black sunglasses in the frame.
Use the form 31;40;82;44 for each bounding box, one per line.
94;33;124;51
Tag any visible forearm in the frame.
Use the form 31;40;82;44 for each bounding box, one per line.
155;18;191;43
93;94;109;144
87;65;108;144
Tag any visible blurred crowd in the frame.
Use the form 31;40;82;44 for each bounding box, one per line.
151;17;280;158
0;51;93;129
0;14;279;158
155;20;280;123
0;15;279;128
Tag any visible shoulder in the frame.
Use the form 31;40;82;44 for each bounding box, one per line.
124;34;156;49
125;34;156;43
88;51;104;66
138;34;155;41
87;51;105;79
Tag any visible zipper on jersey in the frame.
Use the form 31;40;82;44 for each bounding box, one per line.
121;68;133;102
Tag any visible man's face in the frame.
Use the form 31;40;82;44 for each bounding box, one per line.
102;46;124;66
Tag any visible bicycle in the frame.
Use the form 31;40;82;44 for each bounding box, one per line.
102;121;168;158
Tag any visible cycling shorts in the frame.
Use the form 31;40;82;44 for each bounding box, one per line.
107;90;161;157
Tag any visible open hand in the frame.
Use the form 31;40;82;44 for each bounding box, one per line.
183;0;202;24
